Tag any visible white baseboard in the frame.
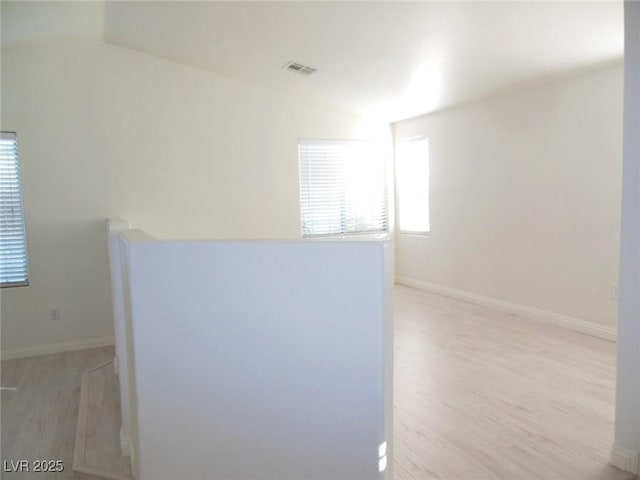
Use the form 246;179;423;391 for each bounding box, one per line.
610;443;640;475
1;336;115;361
396;276;616;342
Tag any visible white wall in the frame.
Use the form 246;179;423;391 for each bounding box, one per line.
611;2;640;474
119;235;393;480
0;40;386;353
394;63;623;331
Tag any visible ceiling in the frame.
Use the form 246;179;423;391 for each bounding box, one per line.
2;1;624;122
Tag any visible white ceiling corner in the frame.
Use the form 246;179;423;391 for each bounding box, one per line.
1;1;105;49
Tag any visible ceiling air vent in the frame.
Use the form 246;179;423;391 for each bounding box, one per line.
283;61;317;76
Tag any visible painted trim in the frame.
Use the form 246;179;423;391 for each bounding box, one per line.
120;427;131;457
73;368;91;476
610;443;640;475
1;336;115;361
396;276;616;342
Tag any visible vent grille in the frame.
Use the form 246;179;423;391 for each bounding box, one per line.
283;61;317;76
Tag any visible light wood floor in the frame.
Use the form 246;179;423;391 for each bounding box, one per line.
1;347;114;479
1;286;636;480
393;285;634;480
72;361;132;480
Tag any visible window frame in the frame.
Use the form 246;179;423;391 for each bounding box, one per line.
394;136;431;236
298;138;388;238
0;131;30;288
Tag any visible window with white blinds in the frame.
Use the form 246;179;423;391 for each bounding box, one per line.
0;132;29;287
298;139;387;237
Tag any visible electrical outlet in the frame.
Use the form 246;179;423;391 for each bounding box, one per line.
49;307;60;321
611;285;619;300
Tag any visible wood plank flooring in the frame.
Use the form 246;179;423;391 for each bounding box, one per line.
72;361;132;480
1;347;114;479
1;286;636;480
393;285;634;480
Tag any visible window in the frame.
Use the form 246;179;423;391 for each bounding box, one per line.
298;139;387;237
0;132;29;287
395;138;430;234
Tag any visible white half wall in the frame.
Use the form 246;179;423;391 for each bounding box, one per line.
119;236;393;480
393;63;623;332
107;217;134;456
0;37;387;353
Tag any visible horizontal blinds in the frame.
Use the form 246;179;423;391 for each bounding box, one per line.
299;139;387;237
0;132;29;286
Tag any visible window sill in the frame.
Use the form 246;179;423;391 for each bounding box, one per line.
399;231;430;237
